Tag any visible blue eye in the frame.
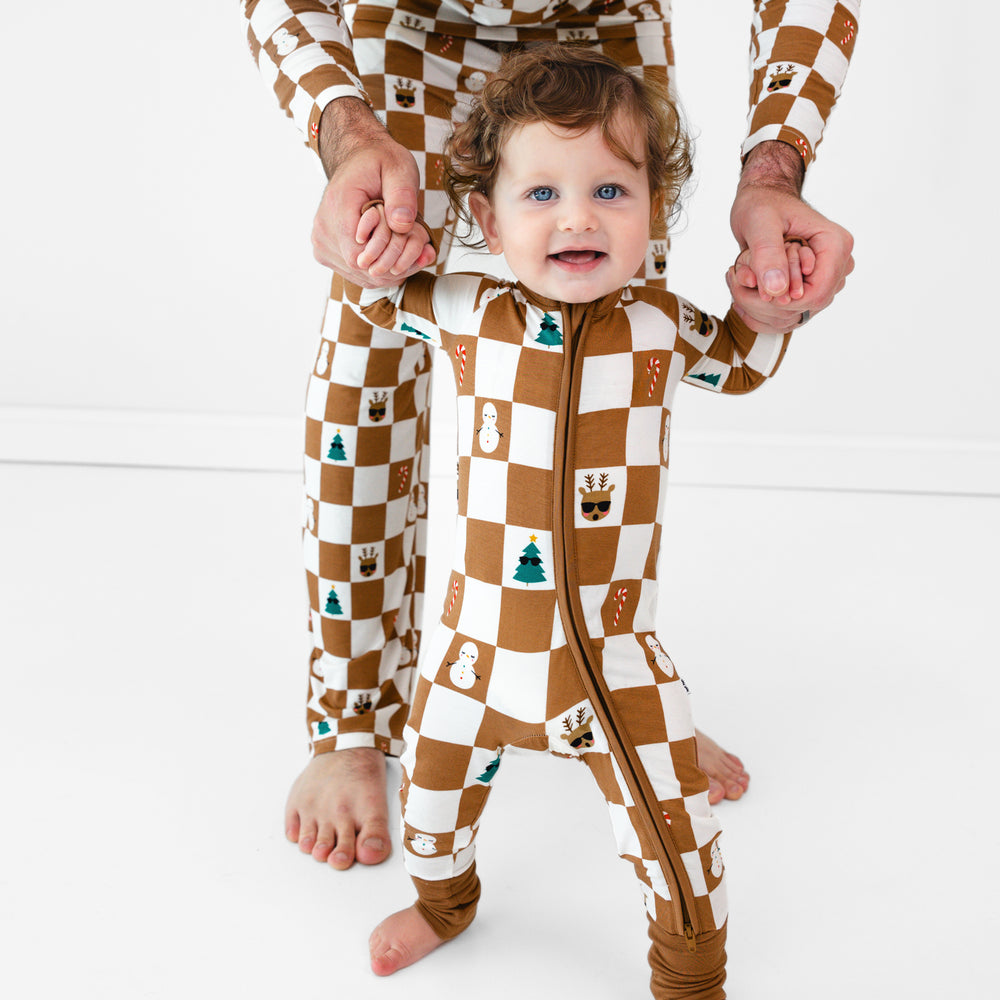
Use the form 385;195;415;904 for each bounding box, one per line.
529;187;553;202
596;185;622;200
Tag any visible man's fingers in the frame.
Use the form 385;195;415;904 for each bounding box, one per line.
785;244;804;301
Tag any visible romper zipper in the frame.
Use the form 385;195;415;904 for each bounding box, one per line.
551;302;699;953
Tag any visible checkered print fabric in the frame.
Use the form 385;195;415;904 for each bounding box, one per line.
346;272;789;933
271;6;680;755
742;0;860;166
244;0;858;168
243;0;848;761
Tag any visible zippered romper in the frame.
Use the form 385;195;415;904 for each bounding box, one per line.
339;271;791;997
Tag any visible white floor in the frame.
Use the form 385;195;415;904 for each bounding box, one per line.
2;462;998;998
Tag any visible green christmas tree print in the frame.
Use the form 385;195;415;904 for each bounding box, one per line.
476;753;501;783
317;720;331;736
327;429;347;461
535;312;562;347
688;371;721;388
513;535;546;585
325;586;343;615
401;321;432;341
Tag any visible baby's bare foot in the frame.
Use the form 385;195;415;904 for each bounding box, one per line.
284;747;391;870
369;905;445;977
695;729;750;805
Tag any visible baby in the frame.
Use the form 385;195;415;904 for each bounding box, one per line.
335;44;810;999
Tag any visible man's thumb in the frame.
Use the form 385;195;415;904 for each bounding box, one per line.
748;240;789;298
382;164;418;233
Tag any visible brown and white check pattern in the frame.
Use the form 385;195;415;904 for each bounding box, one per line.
244;0;853;761
345;272;790;937
743;0;860;166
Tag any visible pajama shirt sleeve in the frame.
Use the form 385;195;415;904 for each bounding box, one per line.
345;272;490;349
242;0;369;155
676;299;792;395
743;0;860;168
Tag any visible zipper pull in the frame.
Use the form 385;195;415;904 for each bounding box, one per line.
684;921;697;953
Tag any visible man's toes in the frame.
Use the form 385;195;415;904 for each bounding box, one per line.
707;778;725;806
329;824;357;869
311;822;335;862
285;809;301;844
723;779;746;801
355;822;392;866
297;818;318;854
722;753;747;779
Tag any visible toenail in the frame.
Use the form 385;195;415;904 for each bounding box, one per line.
365;838;386;852
333;852;350;865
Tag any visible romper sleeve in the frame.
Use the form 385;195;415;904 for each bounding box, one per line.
674;298;792;395
242;0;369;155
342;272;493;350
742;0;860;169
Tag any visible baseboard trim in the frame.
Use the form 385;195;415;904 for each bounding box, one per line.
1;406;997;496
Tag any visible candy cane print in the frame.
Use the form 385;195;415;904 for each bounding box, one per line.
613;586;628;627
456;343;467;386
842;19;855;45
647;357;661;397
398;465;410;493
447;578;459;616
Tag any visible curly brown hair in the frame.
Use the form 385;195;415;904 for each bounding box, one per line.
444;43;692;245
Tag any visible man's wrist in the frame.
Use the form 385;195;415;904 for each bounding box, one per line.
739;140;805;197
318;97;388;179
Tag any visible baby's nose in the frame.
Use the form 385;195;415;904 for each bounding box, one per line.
558;196;598;232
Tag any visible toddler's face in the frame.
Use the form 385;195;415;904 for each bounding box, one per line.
469;116;653;303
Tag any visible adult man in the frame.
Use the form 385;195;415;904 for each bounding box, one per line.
243;0;857;871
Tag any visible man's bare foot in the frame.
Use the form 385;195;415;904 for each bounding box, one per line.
284;747;392;870
369;904;446;977
695;729;750;806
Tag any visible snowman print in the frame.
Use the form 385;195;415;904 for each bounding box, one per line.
710;840;724;879
410;833;437;856
644;634;675;677
316;341;330;376
271;28;298;56
448;641;481;689
465;70;488;92
476;402;503;453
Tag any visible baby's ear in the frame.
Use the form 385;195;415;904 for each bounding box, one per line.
469;192;503;254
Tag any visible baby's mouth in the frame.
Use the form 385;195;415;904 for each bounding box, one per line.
550;250;606;265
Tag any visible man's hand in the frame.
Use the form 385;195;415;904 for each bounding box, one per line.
311;98;436;288
356;202;432;279
728;241;816;334
729;141;854;335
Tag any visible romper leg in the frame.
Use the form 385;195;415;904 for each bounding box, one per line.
396;666;496;942
568;641;727;999
396;625;545;940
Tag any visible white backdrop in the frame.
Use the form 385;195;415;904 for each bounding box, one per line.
1;1;997;493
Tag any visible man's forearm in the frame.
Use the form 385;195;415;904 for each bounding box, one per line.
739;140;805;197
318;97;390;179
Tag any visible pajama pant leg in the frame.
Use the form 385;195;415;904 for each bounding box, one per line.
300;26;505;755
299;15;676;755
581;715;727;999
398;633;726;997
